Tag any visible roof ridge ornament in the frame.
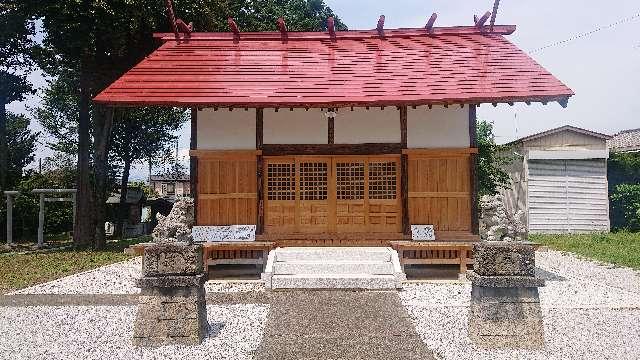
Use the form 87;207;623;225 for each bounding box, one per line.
327;17;336;41
489;0;501;32
474;11;492;31
377;15;385;38
425;13;438;34
277;17;288;43
228;17;240;43
164;0;192;44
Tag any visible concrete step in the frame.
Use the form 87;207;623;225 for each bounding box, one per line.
274;247;392;262
273;260;395;275
270;274;399;290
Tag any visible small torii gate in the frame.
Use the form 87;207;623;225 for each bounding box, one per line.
4;189;77;248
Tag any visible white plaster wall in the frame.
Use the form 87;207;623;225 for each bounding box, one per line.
264;108;327;144
197;108;256;150
407;105;470;148
334;107;401;144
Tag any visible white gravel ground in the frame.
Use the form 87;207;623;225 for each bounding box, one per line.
400;250;640;360
9;257;266;295
0;304;269;360
9;257;143;295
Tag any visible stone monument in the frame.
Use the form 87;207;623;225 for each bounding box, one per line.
133;198;209;347
467;241;545;349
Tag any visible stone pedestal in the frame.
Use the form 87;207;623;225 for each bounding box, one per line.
133;243;209;347
468;242;545;349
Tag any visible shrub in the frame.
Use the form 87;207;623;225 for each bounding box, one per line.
610;184;640;231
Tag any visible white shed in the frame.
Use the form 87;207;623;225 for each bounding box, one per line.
501;126;612;234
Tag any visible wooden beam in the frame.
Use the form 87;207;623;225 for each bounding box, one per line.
402;148;478;157
189;150;261;160
475;11;491;30
190;107;198;224
399;106;408;148
469;104;479;235
262;143;402;156
401;154;410;235
256;108;264;235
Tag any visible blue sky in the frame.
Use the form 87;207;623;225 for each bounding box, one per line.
7;0;640;180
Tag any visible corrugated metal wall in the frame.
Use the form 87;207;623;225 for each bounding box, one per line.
528;159;609;233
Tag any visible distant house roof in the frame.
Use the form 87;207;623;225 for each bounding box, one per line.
150;173;190;182
608;128;640;153
106;188;145;204
506;125;611;146
94;25;573;108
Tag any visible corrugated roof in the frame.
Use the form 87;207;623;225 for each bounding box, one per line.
507;125;611;146
608;128;640;152
94;25;574;107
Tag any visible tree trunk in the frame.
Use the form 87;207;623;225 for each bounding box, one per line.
116;157;132;239
73;67;94;248
0;96;7;191
92;105;114;249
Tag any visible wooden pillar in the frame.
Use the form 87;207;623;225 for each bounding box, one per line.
327;109;335;144
400;106;410;235
190;108;198;224
469;104;479;235
256;108;265;235
5;191;18;246
37;193;45;248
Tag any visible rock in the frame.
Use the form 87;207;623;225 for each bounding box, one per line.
479;194;527;241
152;198;195;244
142;243;203;277
472;241;536;277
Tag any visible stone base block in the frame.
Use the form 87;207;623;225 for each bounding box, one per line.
468;285;544;349
133;275;208;347
473;242;536;277
467;272;545;288
142;243;203;277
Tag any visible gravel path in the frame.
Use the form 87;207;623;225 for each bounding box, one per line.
400;250;640;360
0;304;269;360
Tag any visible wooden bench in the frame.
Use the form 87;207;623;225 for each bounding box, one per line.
390;241;475;274
202;242;275;272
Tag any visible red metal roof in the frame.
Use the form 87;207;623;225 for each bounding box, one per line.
94;25;574;107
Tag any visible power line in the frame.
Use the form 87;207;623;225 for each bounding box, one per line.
529;12;640;54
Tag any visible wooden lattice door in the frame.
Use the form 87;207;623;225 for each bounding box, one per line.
334;159;367;232
264;155;401;235
297;158;331;233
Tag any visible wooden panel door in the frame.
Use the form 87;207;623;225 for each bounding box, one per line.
334;158;367;232
367;158;402;233
264;158;296;233
297;158;331;233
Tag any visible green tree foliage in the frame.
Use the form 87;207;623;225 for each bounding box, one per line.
111;107;187;236
610;184;640;231
0;1;40;190
608;152;640;231
25;0;346;248
477;120;512;196
5;112;38;187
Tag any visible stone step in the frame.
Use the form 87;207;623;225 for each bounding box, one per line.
274;247;392;262
273;260;395;275
270;274;399;290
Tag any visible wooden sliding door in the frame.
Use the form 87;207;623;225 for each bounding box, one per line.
264;155;401;234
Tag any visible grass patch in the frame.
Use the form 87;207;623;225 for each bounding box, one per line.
0;237;149;294
531;232;640;269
